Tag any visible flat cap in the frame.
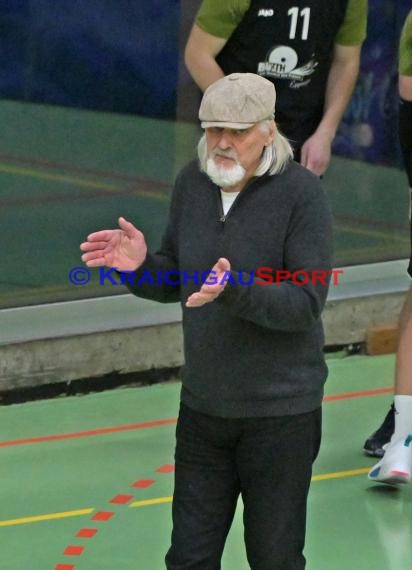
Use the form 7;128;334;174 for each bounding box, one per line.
199;73;276;129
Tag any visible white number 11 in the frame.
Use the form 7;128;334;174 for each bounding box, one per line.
288;6;311;40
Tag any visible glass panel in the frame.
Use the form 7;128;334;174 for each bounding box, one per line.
0;0;410;309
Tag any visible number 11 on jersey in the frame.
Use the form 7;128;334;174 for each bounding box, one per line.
288;7;311;40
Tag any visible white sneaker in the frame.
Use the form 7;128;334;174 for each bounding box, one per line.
368;435;412;485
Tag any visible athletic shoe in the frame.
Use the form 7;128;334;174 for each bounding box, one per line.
368;435;412;485
363;403;395;457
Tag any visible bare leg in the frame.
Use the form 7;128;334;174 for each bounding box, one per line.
369;286;412;484
395;285;412;395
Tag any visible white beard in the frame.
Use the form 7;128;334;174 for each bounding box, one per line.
205;156;246;188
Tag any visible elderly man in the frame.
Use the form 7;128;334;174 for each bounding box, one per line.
81;73;333;569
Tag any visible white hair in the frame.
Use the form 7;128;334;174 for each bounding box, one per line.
197;119;294;178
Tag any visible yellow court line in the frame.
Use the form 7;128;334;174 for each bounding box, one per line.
0;508;93;527
0;163;169;201
0;164;119;191
336;223;410;243
133;189;169;201
130;496;173;508
0;163;404;220
0;467;372;528
312;467;369;481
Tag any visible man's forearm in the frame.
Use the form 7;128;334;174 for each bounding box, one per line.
123;252;181;304
185;55;225;92
217;272;330;332
315;44;361;140
184;24;227;91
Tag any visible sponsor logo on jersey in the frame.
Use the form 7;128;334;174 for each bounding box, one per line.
257;8;275;17
257;45;318;88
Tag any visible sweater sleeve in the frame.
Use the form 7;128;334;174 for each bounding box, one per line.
217;182;334;331
123;177;182;304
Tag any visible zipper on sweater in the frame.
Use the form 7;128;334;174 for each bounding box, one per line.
216;189;226;225
216;177;259;224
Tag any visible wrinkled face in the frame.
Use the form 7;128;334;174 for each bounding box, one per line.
205;123;275;189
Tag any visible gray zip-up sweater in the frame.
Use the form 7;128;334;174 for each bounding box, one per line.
125;159;334;418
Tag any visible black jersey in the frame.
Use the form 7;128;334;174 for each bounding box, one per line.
217;0;349;149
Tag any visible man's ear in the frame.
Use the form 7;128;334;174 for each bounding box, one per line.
266;121;277;145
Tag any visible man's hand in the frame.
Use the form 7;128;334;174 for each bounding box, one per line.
80;217;147;271
300;130;333;177
186;258;231;308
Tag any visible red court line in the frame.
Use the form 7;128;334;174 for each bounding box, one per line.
0;152;171;189
0;387;393;449
156;464;175;473
110;494;134;505
132;479;155;488
76;528;98;538
323;387;393;402
64;546;84;556
91;512;115;522
0;186;167;208
55;464;171;569
0;418;177;448
1;152;403;232
335;213;408;233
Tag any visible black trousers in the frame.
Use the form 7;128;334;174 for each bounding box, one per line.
165;403;322;570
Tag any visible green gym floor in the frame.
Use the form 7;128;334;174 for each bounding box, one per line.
1;353;411;570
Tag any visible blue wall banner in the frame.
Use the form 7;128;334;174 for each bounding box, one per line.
0;0;410;166
333;0;412;166
0;0;179;118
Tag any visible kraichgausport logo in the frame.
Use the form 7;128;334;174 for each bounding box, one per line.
69;267;343;286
